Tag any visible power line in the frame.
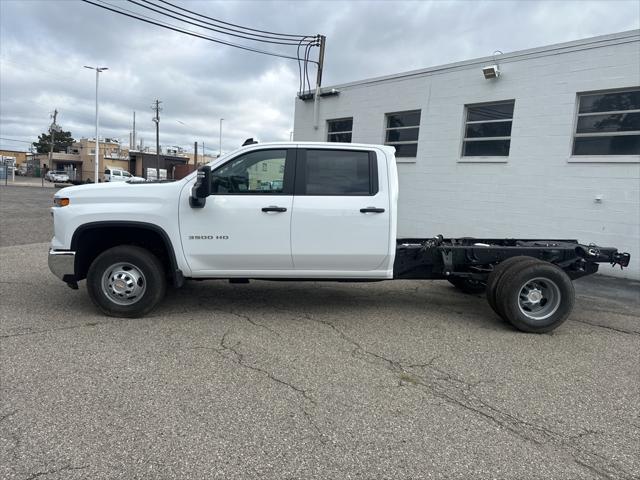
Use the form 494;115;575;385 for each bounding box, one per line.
81;0;319;64
132;0;316;45
155;0;309;39
0;137;33;144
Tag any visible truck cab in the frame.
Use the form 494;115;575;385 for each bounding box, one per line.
180;143;397;278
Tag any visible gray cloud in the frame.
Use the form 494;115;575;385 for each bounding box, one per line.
1;0;638;154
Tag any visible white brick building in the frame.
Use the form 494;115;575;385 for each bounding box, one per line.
294;30;640;279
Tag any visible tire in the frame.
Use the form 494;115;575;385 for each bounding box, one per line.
486;256;539;316
496;260;574;333
86;245;166;318
448;277;486;294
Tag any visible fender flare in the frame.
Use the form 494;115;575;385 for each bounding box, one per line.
70;221;184;287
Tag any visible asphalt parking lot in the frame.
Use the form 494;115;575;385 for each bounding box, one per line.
1;184;639;480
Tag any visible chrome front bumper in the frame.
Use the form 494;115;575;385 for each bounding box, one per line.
48;249;76;283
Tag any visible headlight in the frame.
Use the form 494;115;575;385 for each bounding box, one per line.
53;197;70;207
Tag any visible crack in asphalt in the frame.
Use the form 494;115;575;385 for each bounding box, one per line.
0;281;38;287
0;410;17;423
569;319;639;336
23;465;89;480
193;329;326;444
0;322;102;339
287;309;636;480
211;307;281;337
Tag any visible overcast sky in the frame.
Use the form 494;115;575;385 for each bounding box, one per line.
1;0;639;155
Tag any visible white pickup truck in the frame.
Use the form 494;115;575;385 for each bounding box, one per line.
49;142;630;333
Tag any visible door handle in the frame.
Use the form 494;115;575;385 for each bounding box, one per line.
262;206;287;213
360;207;385;213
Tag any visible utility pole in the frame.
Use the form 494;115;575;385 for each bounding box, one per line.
315;35;326;88
132;111;136;150
152;99;162;180
48;109;58;171
194;141;198;167
312;35;326;130
219;118;223;157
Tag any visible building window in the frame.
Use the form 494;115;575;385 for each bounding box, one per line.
462;101;514;157
385;110;421;157
327;118;353;143
572;88;640;155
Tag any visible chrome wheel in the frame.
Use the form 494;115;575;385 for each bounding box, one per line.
101;262;147;306
518;277;561;322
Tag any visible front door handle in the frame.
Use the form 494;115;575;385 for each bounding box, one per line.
262;206;287;213
360;207;385;213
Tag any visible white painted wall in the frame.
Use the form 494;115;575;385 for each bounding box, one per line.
294;31;640;279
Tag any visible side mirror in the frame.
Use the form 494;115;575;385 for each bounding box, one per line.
190;166;212;208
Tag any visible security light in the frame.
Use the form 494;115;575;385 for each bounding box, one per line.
319;88;340;97
482;65;500;79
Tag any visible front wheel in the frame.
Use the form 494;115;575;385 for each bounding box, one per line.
87;246;166;318
495;261;574;333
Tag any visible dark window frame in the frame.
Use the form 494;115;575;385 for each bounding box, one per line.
384;110;421;158
210;148;296;195
461;100;515;158
572;87;640;156
295;149;379;196
327;117;353;143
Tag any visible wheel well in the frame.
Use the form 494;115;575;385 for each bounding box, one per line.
72;224;177;283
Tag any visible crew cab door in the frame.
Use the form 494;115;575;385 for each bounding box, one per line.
179;148;295;274
291;148;392;276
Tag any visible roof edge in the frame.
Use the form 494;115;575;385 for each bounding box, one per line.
317;29;640;91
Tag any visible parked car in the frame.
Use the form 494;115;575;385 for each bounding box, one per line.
48;142;630;332
104;167;144;182
45;170;70;183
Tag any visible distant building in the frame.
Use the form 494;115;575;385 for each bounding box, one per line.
128;150;189;180
294;30;640;279
0;149;28;167
33;137;191;181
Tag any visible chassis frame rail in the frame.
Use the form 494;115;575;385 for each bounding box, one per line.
394;236;631;280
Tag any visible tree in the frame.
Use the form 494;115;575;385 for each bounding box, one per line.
32;130;75;153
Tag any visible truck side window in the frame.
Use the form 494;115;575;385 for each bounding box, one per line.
212;149;288;194
303;150;375;196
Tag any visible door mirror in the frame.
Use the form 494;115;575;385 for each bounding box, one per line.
190;165;212;208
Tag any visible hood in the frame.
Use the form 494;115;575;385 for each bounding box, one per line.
54;179;186;204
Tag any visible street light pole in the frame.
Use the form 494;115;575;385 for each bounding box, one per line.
219;118;224;157
84;66;108;183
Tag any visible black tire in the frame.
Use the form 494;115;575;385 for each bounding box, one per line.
496;260;574;333
86;245;166;318
486;256;539;316
447;277;486;294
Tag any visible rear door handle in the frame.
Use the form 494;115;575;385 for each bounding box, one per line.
360;207;385;213
262;206;287;212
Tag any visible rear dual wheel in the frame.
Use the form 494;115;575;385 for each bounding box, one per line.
487;257;575;333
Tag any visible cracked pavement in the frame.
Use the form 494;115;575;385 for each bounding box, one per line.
1;185;639;479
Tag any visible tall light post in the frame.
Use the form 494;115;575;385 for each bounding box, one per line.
219;118;224;157
84;66;108;183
